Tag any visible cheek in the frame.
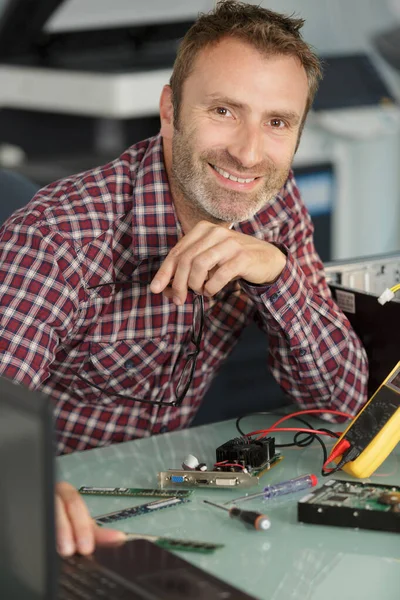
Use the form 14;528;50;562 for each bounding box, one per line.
264;135;296;167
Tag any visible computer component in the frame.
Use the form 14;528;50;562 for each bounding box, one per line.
158;455;283;489
124;533;224;554
298;479;400;533
215;436;275;469
326;251;400;396
95;497;190;525
79;486;192;498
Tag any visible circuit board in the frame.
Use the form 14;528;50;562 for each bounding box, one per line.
298;479;400;533
95;497;190;525
79;486;192;498
124;534;224;554
158;455;283;489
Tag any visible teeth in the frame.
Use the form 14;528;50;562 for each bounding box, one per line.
213;165;256;184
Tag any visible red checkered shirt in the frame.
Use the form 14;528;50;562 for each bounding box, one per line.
0;134;368;454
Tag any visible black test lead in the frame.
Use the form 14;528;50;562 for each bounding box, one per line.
203;499;271;531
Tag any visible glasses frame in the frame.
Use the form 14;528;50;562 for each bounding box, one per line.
74;279;204;408
173;293;204;406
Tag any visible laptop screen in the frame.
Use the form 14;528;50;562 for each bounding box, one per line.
0;378;56;600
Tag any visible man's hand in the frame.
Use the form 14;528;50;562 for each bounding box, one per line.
150;221;286;304
55;482;126;557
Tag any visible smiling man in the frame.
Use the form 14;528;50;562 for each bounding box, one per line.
0;1;368;556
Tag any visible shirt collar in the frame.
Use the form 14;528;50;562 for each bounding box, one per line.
131;133;183;262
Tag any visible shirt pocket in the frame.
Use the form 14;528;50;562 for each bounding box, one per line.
71;336;172;406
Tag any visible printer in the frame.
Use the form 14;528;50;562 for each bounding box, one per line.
326;252;400;396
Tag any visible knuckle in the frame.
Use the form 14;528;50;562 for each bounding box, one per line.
192;254;208;270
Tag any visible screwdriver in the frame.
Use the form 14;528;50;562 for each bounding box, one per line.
203;499;271;531
228;473;318;505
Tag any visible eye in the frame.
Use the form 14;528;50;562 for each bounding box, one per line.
213;107;233;117
269;118;286;128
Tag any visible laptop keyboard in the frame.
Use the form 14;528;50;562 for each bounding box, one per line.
59;555;141;599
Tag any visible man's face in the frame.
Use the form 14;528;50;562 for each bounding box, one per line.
167;37;309;224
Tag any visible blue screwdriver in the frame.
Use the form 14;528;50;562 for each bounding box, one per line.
228;473;318;504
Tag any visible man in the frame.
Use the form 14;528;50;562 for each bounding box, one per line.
0;2;368;555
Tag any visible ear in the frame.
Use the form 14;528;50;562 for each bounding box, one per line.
159;85;175;140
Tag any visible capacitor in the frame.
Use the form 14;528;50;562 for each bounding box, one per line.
181;454;199;471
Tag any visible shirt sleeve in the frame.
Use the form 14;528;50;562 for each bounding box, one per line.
240;174;369;421
0;216;82;389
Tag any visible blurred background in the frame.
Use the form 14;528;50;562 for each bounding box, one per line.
1;0;400;262
1;0;399;422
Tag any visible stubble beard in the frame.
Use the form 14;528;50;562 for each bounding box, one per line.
171;125;292;224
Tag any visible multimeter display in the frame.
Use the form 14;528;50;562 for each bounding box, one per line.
332;361;400;478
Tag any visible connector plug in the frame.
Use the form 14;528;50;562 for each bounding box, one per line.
378;288;395;305
335;446;361;470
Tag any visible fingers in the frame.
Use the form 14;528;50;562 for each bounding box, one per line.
150;221;218;299
187;240;239;296
55;482;96;557
55;490;76;557
94;525;127;546
151;223;235;304
55;482;127;557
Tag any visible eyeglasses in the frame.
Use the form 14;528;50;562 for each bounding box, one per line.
74;277;204;407
173;293;204;406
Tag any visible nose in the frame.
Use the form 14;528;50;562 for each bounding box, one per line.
227;122;264;169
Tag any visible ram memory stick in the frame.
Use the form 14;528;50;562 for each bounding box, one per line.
79;486;192;499
124;533;224;554
95;497;190;525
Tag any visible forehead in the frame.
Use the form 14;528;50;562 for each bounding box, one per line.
181;37;309;115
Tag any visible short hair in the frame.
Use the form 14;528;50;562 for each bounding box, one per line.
169;0;322;121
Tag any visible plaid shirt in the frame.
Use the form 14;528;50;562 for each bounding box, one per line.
0;134;368;454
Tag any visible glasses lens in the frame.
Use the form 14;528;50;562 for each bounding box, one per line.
192;295;204;344
176;354;196;401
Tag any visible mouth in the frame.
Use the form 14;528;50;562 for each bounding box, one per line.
209;163;262;190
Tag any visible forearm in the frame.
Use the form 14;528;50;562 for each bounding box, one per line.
241;252;369;419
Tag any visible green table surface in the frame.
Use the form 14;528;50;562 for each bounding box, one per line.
58;415;400;600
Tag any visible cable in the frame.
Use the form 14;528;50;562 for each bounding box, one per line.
213;461;246;470
378;282;400;305
235;410;342;477
322;438;351;475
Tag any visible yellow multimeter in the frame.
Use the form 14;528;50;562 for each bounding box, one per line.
331;360;400;478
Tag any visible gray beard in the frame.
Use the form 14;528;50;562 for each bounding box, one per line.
171;128;291;224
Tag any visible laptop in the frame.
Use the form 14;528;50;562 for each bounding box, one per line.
0;377;255;599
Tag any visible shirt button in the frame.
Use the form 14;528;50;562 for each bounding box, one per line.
159;425;169;434
299;348;307;357
270;293;279;302
124;359;134;370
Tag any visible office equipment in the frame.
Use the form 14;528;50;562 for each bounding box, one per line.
312;54;396;111
0;376;258;599
0;0;195;117
325;361;400;478
374;25;400;72
229;474;318;505
326;251;400;396
203;500;271;531
298;479;400;533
